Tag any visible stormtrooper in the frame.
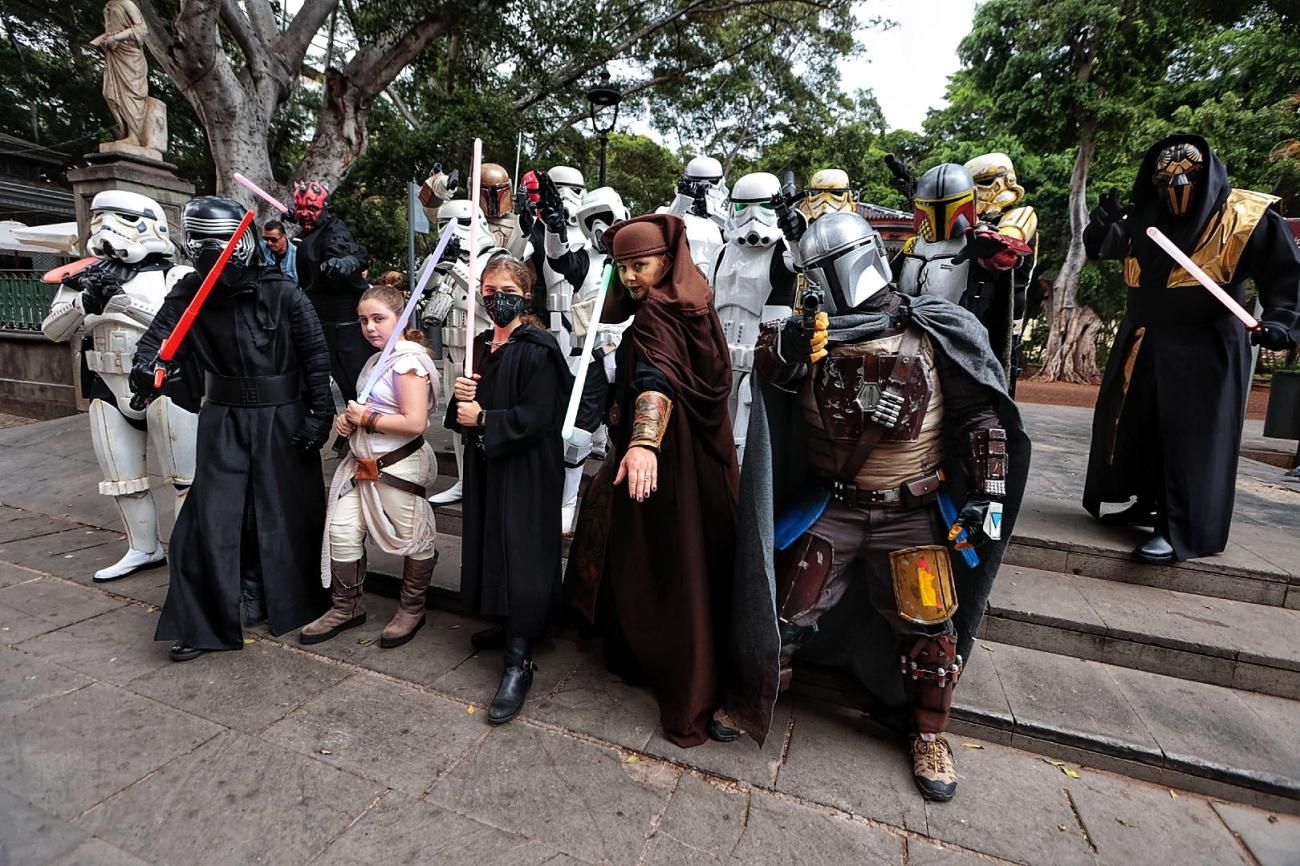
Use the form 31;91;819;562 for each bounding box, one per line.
709;172;796;459
798;168;858;222
42;191;198;581
422;199;506;506
660;155;729;270
895;164;1032;379
424;162;527;257
533;166;589;354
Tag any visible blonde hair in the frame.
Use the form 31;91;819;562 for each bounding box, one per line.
358;283;428;349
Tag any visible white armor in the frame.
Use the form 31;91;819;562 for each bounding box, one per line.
539;169;593;356
548;166;587;229
41;190;197;582
665;156;730;229
712;173;793;460
896;235;971;304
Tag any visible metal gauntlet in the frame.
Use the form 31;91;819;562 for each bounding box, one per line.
967;427;1008;498
628;391;673;451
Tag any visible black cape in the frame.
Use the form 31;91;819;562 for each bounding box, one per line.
296;212;370;322
136;267;335;649
1082;133;1300;558
728;293;1030;744
450;326;572;640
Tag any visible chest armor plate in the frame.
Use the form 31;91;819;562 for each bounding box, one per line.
898;237;970;303
810;333;933;445
85;268;168;351
713;246;770;350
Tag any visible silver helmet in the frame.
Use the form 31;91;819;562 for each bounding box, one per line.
799;212;892;313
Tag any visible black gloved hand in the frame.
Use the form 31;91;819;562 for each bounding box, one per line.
539;203;567;234
889;301;913;332
438;236;461;265
76;268;124;315
446;169;461;194
321;255;360;278
1089;189;1130;227
289;428;328;454
1251;321;1294;350
777;207;806;243
948;496;1002;549
777;312;829;365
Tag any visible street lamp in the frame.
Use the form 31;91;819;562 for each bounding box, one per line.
585;68;622;187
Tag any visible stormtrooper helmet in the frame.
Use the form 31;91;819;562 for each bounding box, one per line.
798;169;857;222
180;196;257;275
87;190;173;264
435;199;496;258
682;156;729;222
799;212;892;314
726;172;782;247
548;166;587;227
577;187;630;254
963;152;1025;218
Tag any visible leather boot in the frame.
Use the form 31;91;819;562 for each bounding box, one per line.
300;559;366;645
1134;532;1176;564
380;553;437;648
488;636;536;724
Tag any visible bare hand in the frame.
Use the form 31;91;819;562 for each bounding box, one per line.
334;413;355;437
343;400;367;425
456;400;482;427
453;374;479;403
614;446;658;502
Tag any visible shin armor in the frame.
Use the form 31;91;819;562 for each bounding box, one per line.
774;532;834;692
900;631;963;734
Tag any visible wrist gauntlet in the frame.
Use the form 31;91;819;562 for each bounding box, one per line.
629;391;673;451
968;427;1008;499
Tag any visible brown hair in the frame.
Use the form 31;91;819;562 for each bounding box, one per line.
372;270;407;292
358;283;428;350
480;254;543;328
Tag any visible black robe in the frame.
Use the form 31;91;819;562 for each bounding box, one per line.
135;267;334;649
296;211;377;401
1082;133;1300;559
449;326;572;640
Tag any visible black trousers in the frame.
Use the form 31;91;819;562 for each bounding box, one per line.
321;320;379;402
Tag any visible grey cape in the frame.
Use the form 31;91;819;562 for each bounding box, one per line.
727;294;1031;744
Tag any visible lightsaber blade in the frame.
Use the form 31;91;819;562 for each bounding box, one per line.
356;218;459;404
233;172;290;214
561;261;615;440
463;138;484;377
1145;226;1259;328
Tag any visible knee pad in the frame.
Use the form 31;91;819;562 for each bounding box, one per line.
889;545;958;626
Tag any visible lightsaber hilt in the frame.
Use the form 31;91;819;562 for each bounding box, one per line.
561;262;615;440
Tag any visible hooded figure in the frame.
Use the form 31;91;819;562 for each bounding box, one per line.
1082;133;1300;562
566;213;741;748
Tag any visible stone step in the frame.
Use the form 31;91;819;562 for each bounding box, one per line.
795;640;1300;815
983;565;1300;700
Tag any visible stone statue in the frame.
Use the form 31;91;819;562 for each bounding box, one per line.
90;0;168;160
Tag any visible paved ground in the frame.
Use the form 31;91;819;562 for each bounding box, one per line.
1;407;1298;865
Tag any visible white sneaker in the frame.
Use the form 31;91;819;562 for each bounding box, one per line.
428;481;463;506
94;546;166;582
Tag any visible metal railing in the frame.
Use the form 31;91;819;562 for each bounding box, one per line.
0;270;55;332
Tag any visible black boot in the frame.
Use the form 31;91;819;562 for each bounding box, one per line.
488;636;535;725
1134;532;1176;563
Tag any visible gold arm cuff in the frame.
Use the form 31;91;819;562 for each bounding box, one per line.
629;391;673;450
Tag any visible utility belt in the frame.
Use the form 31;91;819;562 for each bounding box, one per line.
350;436;427;497
205;371;301;407
728;343;755;373
819;468;943;510
83;348;135;375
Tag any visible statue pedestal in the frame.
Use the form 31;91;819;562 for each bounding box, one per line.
67;152;195;254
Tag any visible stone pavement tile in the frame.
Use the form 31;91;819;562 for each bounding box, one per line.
0;576;125;644
726;790;903;866
0;560;42;589
1067;767;1249;866
429;636;584;708
312;791;587;866
100;571;171;608
952;642;1012;729
775;702;928;834
128;640;353;733
0;514;80;544
49;838;152;866
988;566;1107;634
1107;665;1300;790
0;787;87;866
904;840;1005;866
642;698;793;789
15;540;160;586
0;645;93;717
1212;802;1300;866
988;641;1162;762
920;740;1096;866
0;526;124;565
641;773;746;865
262;673;484;798
0;682;222;818
19;604;171;685
528;656;663;752
76;730;384;866
427;721;678;864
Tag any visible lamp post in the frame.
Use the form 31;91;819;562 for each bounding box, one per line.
585;68;622;187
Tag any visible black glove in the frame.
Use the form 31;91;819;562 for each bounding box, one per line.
539;203;567;234
438;236;461;265
1251;321;1294;350
321;255;360;278
949;496;1001;549
446;169;461;194
289;428;328;454
1089;189;1130;227
75;268;124;315
777;313;829;365
777;207;806;243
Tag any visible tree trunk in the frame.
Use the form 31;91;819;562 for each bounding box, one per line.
1035;120;1101;384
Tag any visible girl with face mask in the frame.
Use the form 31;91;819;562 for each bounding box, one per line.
449;255;573;723
301;283;442;649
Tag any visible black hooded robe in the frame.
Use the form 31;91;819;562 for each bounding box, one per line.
135;268;334;649
450;327;573;641
296;212;377;402
1082;133;1300;559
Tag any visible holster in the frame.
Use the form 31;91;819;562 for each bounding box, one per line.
348;437;426;497
774;532;834;694
900;630;963;735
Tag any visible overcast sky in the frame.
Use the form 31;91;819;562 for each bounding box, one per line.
840;0;980;132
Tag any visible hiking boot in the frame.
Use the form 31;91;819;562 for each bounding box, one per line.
911;735;957;801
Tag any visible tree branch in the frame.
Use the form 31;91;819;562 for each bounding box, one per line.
344;13;450;98
275;0;338;75
384;87;419;127
220;0;271;82
245;0;280;44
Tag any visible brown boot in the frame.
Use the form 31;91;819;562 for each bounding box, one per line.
300;559;367;645
380;553;437;648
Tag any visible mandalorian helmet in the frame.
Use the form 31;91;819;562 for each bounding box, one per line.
1152;142;1205;216
577;187;630;254
726;172;782;247
87;190;174;264
435;198;495;258
682;155;729;221
180;196;256;275
548;165;587;227
292;181;330;231
799;212;892;314
798;168;857;222
964;152;1025;218
479;163;513;219
913;164;977;243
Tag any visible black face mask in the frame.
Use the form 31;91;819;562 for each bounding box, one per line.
484;292;528;327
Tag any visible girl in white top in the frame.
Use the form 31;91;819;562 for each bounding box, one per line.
301;283;442;649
